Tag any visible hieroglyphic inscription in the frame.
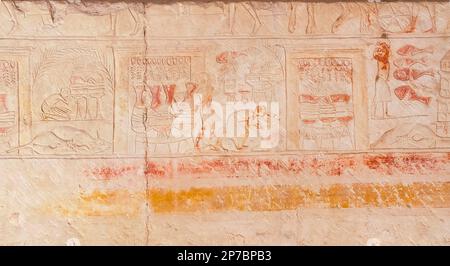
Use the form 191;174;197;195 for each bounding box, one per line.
0;60;18;154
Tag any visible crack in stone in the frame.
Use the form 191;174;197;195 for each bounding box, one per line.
141;1;151;246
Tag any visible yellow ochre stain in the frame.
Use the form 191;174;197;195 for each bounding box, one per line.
148;182;450;213
47;182;450;217
54;189;144;217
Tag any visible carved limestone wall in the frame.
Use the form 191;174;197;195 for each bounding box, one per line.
0;1;449;245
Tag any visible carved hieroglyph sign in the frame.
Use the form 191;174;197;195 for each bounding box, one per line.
0;1;449;245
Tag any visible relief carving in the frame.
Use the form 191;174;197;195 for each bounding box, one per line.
0;59;18;154
287;49;367;151
0;0;449;246
129;54;194;154
369;41;450;150
295;57;355;150
14;47;115;155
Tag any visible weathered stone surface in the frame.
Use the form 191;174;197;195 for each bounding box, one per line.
0;0;449;245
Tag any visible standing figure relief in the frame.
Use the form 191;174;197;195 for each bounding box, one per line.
2;0;146;35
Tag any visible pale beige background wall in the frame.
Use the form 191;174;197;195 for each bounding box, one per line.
0;0;449;245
